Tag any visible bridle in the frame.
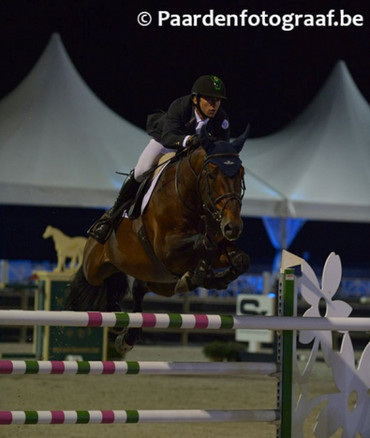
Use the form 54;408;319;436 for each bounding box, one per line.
202;152;245;222
175;148;245;223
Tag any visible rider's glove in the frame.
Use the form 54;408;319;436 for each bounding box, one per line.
186;135;201;148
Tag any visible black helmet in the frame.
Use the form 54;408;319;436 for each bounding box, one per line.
191;75;227;100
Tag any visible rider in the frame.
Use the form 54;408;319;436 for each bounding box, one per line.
89;75;230;244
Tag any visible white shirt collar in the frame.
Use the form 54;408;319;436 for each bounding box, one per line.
194;109;209;124
194;109;209;134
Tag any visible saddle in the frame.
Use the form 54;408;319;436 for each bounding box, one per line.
127;152;176;219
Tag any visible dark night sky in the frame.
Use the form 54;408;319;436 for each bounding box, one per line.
1;0;369;137
0;1;369;271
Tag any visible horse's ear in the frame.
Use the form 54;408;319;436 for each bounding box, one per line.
199;126;211;151
232;124;251;153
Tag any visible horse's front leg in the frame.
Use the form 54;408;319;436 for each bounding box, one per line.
170;233;218;294
203;245;250;290
55;251;65;272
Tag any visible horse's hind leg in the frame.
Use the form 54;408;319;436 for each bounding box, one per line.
124;279;147;345
66;266;105;311
114;279;148;354
103;271;129;312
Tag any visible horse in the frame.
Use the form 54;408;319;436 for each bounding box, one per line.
67;127;251;352
43;226;87;272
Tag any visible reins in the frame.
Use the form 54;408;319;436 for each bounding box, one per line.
174;149;200;217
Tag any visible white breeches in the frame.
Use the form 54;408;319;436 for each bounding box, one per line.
134;138;176;182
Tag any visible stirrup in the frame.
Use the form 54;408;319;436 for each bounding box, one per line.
88;217;114;244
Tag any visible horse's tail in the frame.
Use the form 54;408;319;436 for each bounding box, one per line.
65;267;129;312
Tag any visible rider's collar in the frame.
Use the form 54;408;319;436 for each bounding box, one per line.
194;108;209;131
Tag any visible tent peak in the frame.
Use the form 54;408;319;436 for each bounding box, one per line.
287;59;369;130
330;59;354;84
335;59;346;68
50;32;62;44
45;32;69;59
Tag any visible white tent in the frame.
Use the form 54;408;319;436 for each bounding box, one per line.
0;33;282;212
0;33;148;208
240;61;370;223
242;168;284;217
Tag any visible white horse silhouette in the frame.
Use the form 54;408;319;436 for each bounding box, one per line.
43;226;87;273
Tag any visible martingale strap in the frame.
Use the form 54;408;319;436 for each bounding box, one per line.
133;217;180;282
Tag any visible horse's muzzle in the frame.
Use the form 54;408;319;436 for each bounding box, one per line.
221;218;243;241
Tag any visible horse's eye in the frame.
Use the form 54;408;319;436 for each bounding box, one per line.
206;164;218;181
208;171;217;181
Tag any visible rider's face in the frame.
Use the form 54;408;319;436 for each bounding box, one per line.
193;95;221;119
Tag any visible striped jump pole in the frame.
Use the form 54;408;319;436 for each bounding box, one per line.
0;409;280;425
0;310;369;331
0;360;279;376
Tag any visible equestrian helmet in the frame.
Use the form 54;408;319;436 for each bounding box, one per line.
191;75;227;100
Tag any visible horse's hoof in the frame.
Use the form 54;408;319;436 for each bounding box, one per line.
107;301;124;313
114;333;134;355
192;259;210;284
228;250;250;273
174;273;192;294
109;326;126;335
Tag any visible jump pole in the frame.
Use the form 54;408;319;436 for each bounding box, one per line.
0;409;279;425
0;360;278;376
0;310;368;331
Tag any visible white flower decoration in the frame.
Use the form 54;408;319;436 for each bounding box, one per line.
314;334;370;438
299;252;352;346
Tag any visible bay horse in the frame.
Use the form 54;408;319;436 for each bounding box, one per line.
67;127;250;352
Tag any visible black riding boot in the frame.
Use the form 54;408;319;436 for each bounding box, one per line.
89;172;140;244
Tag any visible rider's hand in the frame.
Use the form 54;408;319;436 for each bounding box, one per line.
186;135;201;148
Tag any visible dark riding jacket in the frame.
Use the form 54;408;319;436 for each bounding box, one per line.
147;95;230;149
